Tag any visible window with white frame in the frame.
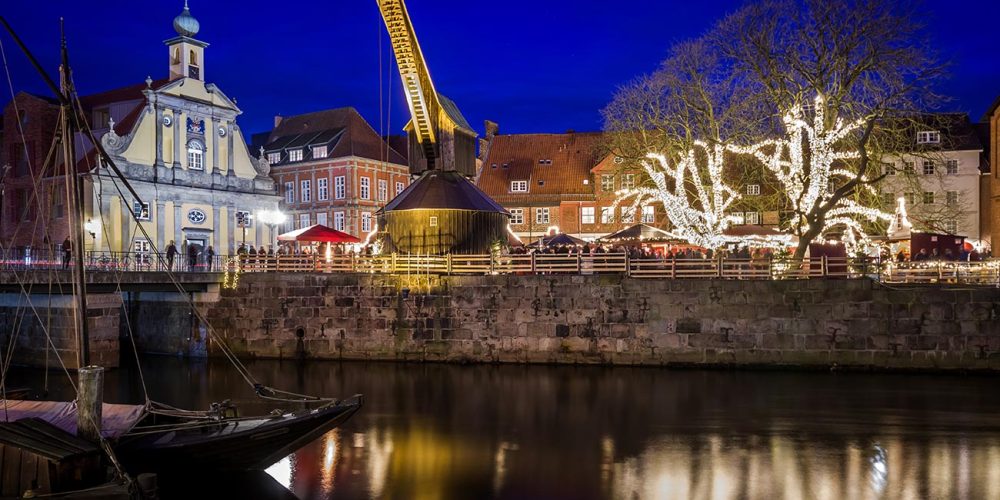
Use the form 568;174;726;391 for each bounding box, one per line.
600;207;613;224
946;159;958;175
509;208;523;225
361;212;372;233
187;140;204;170
621;206;635;223
396;181;405;195
316;212;328;227
312;145;327;159
922;191;934;204
317;178;329;201
601;175;614;192
133;239;151;254
301;180;311;203
133;202;150;221
284;182;295;204
288;149;303;162
378;180;387;202
511;180;528;193
581;207;595;224
944;220;958;234
299;213;310;228
746;184;761;195
642;205;654;223
731;212;746;225
334;176;345;199
922;160;935;175
235;210;252;228
535;208;550;224
903;162;915;174
946;191;958;206
916;131;940;144
429;216;438;227
360;177;370;200
333;211;345;231
621;174;635;190
267;152;281;165
745;211;761;225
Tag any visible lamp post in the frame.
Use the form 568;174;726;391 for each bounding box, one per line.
257;209;287;249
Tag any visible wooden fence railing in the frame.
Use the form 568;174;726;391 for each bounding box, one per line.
3;250;997;284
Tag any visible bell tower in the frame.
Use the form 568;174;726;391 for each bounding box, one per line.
165;1;208;81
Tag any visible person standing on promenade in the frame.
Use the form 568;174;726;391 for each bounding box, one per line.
206;245;216;271
166;240;177;271
61;237;72;269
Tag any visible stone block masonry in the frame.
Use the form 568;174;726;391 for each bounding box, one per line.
0;293;121;369
165;273;1000;371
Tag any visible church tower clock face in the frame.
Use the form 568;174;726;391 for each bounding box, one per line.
187;208;207;224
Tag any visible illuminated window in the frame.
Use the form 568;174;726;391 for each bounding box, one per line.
621;174;635;190
429;216;438;227
745;211;760;225
333;211;345;231
747;184;760;195
581;207;595;224
133;202;150;221
360;177;370;200
378;180;388;202
187;140;204;170
944;221;958;234
601;175;614;192
288;149;303;162
600;207;613;224
395;181;405;195
335;176;346;199
268;152;281;164
510;208;523;225
621;206;635;223
642;205;654;223
362;212;372;232
535;208;550;224
284;182;294;204
299;213;310;228
316;212;328;226
916;131;940;144
511;181;528;192
300;180;311;203
317;178;329;201
312;145;327;159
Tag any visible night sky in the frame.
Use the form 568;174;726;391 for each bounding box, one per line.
2;1;998;140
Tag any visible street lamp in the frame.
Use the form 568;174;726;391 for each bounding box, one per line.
84;219;100;244
257;209;287;248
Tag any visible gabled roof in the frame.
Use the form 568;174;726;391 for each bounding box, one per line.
902;113;983;152
263;107;407;166
380;169;507;213
476;132;604;205
438;93;474;134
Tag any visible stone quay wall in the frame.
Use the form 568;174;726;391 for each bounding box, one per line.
0;293;121;369
148;273;1000;371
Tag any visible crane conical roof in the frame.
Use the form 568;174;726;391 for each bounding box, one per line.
378;170;507;214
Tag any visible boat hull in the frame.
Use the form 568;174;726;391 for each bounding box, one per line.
114;398;362;473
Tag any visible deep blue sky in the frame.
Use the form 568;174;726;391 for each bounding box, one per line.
2;1;999;139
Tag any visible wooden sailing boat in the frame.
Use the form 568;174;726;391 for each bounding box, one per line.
0;14;362;489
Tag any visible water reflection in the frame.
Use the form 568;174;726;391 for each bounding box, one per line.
7;359;1000;499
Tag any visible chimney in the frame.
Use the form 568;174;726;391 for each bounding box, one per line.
484;120;499;138
274;115;283;128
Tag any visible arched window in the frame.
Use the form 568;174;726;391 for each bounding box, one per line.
187;139;205;171
189;50;198;66
172;48;181;64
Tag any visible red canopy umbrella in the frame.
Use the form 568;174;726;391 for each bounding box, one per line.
277;224;361;243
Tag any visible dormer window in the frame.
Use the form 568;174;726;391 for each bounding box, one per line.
312;145;328;159
267;152;281;165
288;149;303;162
538;159;552;165
511;180;528;192
916;130;940;144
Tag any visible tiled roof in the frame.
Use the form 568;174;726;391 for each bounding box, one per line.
477;132;605;205
71;79;170;172
263;107;407;166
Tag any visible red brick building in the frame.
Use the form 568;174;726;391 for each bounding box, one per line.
259;108;410;238
476;130;664;242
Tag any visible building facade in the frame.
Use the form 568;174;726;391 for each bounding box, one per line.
259;108;410;238
1;4;280;257
879;113;986;243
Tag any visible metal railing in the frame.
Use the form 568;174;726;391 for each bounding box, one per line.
2;249;997;284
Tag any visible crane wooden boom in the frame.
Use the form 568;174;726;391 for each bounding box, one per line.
377;0;440;166
377;0;478;176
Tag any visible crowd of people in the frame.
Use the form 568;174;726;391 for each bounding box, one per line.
895;246;986;263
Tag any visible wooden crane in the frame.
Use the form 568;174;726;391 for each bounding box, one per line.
377;0;477;176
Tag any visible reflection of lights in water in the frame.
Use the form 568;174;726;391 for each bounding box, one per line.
869;443;888;495
366;428;394;499
266;455;294;490
354;432;366;448
492;441;519;495
321;431;340;497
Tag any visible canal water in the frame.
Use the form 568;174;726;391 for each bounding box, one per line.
5;357;1000;499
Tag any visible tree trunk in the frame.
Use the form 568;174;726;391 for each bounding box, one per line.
793;223;824;260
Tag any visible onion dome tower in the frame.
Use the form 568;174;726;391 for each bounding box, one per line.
166;1;209;81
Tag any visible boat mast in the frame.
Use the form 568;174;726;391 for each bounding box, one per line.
57;20;91;368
